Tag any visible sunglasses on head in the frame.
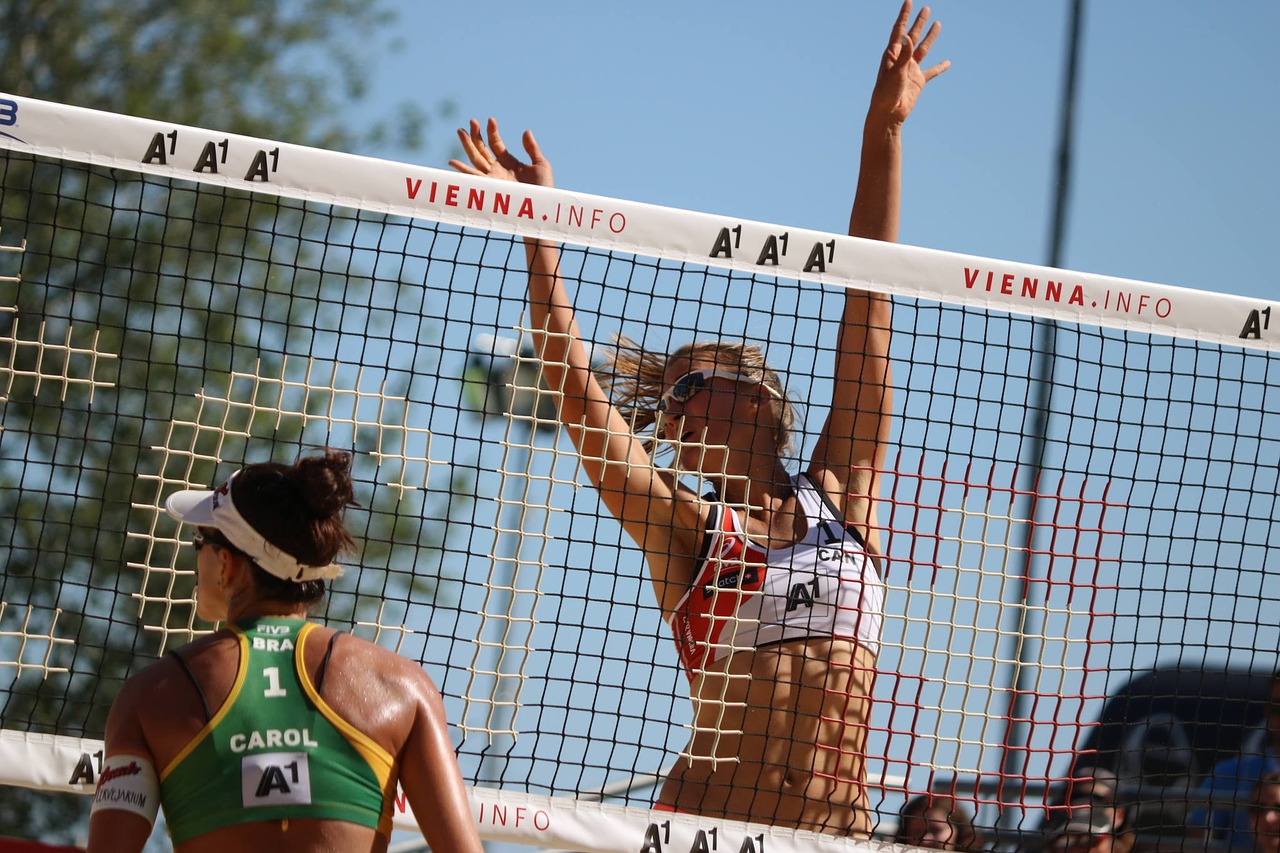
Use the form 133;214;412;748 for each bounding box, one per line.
657;369;781;412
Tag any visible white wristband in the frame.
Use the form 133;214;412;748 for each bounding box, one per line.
90;754;160;825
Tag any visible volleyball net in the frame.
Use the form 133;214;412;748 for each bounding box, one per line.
0;93;1278;851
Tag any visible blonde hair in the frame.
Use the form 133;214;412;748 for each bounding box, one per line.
598;335;795;455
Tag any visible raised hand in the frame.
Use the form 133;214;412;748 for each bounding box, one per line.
870;0;950;125
448;117;554;188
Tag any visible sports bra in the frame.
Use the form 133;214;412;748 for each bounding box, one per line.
159;617;396;843
669;473;884;680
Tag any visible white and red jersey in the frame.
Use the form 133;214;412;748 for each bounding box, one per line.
669;473;883;681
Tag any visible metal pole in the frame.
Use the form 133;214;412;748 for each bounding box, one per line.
996;0;1085;842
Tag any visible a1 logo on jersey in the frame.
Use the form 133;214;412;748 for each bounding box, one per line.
241;751;312;807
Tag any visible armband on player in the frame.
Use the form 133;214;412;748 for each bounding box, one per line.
90;754;160;824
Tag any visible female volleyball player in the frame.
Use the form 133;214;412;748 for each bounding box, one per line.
86;449;482;853
449;1;946;836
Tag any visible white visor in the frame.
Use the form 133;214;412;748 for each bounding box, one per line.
165;471;343;582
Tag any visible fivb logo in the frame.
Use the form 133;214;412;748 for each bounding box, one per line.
241;751;312;807
0;98;22;143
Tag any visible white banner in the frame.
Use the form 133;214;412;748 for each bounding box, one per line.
0;92;1275;352
0;730;892;852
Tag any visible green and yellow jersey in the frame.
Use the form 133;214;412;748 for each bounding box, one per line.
159;617;395;844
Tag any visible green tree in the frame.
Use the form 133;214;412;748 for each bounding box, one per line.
0;1;463;841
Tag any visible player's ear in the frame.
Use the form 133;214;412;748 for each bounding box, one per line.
219;545;246;588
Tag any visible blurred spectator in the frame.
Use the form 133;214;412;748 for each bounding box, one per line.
1064;768;1120;809
1249;772;1280;853
1043;804;1120;853
897;793;985;852
1189;672;1280;852
1035;767;1133;853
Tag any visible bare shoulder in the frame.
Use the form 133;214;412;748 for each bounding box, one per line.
109;657;168;718
105;651;197;755
322;629;432;683
315;629;444;727
114;639;210;705
291;627;447;757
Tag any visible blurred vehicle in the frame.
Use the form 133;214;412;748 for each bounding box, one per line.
1067;667;1275;848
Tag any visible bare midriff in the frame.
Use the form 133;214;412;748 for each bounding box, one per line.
175;817;386;853
657;636;877;837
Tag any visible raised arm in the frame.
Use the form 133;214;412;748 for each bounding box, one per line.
450;121;705;610
811;1;948;552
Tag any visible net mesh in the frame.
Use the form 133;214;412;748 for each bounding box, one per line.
1;96;1279;851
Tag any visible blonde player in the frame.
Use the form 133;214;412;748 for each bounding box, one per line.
448;1;947;836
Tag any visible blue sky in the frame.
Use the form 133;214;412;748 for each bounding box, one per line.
363;1;1280;304
348;3;1280;848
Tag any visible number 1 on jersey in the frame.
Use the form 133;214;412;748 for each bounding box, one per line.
262;666;288;698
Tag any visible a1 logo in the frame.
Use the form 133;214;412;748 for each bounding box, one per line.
240;751;313;807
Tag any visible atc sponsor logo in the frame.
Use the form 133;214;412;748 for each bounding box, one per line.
0;98;23;143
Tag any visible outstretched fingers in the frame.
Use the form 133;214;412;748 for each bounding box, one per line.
521;129;545;168
914;17;950;80
447;116;553;186
486;118;520;172
448;117;538;183
905;4;932;51
448;118;492;175
483;117;546;179
886;4;950;83
915;19;942;58
923;56;951;82
889;0;913;49
915;20;950;81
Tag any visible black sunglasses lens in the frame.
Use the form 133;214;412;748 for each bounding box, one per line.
672;372;705;403
659;372;710;413
193;529;232;552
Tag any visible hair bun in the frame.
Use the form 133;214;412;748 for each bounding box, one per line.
291;449;356;519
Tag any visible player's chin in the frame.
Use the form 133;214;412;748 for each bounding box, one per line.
681;448;727;478
194;593;226;624
671;444;704;473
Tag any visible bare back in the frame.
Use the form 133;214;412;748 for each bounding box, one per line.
97;623;475;853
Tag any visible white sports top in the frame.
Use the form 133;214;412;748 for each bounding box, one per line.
669;473;884;681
